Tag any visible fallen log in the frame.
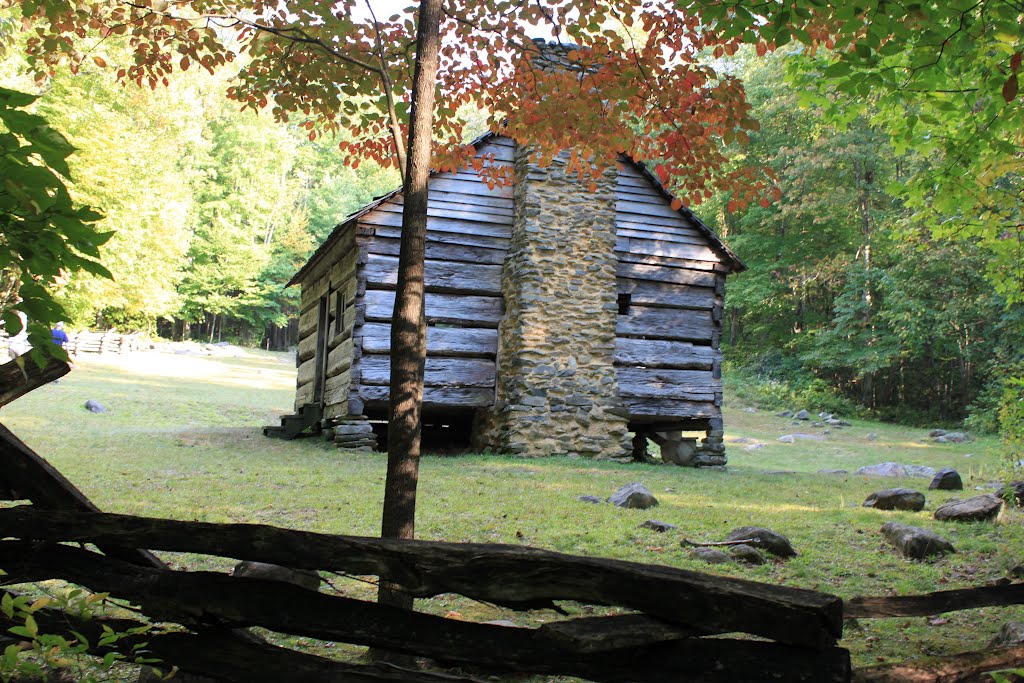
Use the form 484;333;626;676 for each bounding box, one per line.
0;505;844;649
1;590;483;683
846;583;1024;618
0;427;163;569
853;645;1024;682
0;542;851;682
0;356;69;408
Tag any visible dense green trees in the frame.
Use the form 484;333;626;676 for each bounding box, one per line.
715;52;1023;427
0;41;396;348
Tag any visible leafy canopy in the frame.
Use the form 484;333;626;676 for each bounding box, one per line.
686;0;1024;302
9;0;775;209
0;85;110;363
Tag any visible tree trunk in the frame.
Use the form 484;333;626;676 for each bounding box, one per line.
380;0;444;611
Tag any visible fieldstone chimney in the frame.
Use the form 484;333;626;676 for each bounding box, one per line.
473;44;631;458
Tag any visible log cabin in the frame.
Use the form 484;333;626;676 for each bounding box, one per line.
265;128;745;466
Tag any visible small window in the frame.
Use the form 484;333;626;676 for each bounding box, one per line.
617;292;632;315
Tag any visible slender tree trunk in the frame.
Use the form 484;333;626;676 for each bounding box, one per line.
379;0;443;612
854;159;875;409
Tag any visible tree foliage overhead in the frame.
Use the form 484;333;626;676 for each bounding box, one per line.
9;0;775;209
0;84;110;362
688;0;1024;304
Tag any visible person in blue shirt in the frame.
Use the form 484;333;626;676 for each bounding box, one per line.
51;321;68;349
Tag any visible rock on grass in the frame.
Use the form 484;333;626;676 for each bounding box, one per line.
881;522;955;560
724;527;796;558
608;483;658;509
862;488;926;512
934;494;1003;522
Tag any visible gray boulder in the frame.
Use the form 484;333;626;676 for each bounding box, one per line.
608;483;658;509
794;410;811;420
825;418;850;427
989;622;1024;649
867;432;879;441
863;488;926;512
577;495;603;504
688;547;732;564
927;429;948;438
724;526;796;557
936;432;970;444
818;468;849;475
881;522;955;560
855;462;936;479
232;561;321;591
84;399;107;413
778;434;795;444
934;494;1003;522
744;443;766;451
997;481;1024;506
639;520;678;533
776;410;793;418
729;544;766;565
929;468;963;491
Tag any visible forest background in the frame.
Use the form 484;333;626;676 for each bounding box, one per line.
1;7;1022;434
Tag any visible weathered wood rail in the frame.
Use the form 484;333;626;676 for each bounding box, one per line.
0;505;851;682
66;329;144;355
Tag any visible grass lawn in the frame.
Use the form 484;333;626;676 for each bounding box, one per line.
3;347;1022;677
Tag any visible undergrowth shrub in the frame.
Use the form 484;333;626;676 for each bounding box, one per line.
723;350;862;417
999;376;1024;471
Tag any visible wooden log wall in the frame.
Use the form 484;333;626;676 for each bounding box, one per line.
294;227;359;418
614;164;728;426
349;138;513;416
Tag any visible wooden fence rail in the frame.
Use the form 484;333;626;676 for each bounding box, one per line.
66;330;144;355
0;505;851;682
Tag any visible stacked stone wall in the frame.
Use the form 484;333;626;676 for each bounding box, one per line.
473;144;631;459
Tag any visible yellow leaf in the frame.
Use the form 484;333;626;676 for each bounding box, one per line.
29;597;52;612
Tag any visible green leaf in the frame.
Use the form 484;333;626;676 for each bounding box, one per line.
0;593;13;619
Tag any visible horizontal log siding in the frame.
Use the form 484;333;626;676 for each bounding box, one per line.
350;138;511;415
614;166;726;424
295;228;358;416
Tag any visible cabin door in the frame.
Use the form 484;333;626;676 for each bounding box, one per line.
312;296;330;405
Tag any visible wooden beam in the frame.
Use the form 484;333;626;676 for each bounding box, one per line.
364;254;502;296
363;290;504;328
359;384;494;409
366;234;507;265
614;338;716;370
0;506;844;649
0;357;70;408
0;426;163;569
617;306;715;343
616;262;716;288
853;645;1024;683
0;542;850;682
846;583;1024;618
358;322;498;358
623;398;721;420
358;355;494;388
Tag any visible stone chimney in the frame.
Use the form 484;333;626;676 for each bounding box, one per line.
473;41;631;459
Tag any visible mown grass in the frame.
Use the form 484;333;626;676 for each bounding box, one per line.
2;348;1022;677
